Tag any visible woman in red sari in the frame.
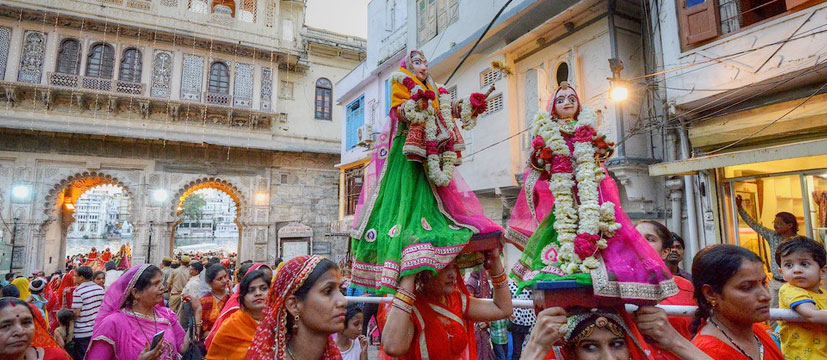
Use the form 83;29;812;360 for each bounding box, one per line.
0;297;70;360
381;248;513;359
46;270;75;330
690;245;784;360
247;255;347;360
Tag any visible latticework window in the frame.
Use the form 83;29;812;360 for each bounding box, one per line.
239;0;257;23
188;0;208;13
86;43;115;79
56;39;81;75
315;78;332;120
208;61;230;94
480;68;502;88
345;166;364;215
483;93;503;116
119;48;142;83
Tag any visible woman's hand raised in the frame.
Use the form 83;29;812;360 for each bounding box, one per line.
521;307;567;359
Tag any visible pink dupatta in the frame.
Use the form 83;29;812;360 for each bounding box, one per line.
88;265;186;360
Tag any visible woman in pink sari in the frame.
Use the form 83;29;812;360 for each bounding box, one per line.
507;82;676;304
204;262;271;349
87;264;188;359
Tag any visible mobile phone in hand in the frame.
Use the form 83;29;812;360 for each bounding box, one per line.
150;330;165;349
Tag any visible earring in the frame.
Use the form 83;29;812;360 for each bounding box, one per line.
293;314;300;330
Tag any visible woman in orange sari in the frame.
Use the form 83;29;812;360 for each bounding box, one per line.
380;248;513;359
690;245;784;360
204;262;272;349
199;264;230;337
205;269;270;359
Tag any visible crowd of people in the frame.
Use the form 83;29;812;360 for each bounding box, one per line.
0;223;824;359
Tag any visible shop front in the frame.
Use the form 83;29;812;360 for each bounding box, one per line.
650;85;827;276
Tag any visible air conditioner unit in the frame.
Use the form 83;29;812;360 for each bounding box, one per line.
356;124;373;147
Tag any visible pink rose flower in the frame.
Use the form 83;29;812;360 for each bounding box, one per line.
424;90;436;100
438;87;449;94
551;155;573;173
402;77;416;90
574;233;600;260
573;126;596;143
531;136;545;150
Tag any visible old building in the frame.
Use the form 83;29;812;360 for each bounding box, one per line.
336;0;668;268
0;0;365;275
647;0;827;264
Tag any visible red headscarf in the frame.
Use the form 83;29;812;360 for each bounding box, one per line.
247;256;342;360
47;270;75;330
204;263;271;349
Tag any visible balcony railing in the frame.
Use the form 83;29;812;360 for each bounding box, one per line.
48;72;145;96
204;91;232;106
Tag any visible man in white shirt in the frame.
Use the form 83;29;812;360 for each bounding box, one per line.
103;261;123;290
179;261;204;330
71;266;104;360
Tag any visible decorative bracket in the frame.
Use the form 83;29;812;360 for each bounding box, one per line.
138;100;150;119
167;103;180;121
108;97;119;114
4;86;16;107
40;90;53;110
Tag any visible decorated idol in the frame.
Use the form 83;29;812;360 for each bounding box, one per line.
507;82;676;304
349;50;504;294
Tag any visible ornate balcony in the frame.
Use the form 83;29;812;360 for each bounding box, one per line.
48;72;146;96
204;91;232;106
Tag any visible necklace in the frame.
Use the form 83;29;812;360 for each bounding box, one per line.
132;307;159;349
709;317;763;360
286;345;298;360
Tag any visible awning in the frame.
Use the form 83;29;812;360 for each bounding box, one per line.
648;138;827;176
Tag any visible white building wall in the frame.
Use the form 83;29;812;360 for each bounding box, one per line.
655;1;827;107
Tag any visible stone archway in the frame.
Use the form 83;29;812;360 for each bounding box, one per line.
42;172;135;272
168;177;246;258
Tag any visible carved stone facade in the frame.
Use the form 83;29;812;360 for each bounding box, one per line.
0;1;365;274
0;130;339;275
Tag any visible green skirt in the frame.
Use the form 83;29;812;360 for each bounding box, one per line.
350;126;474;295
510;207;592;293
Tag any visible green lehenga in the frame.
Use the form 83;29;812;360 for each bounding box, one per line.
350;121;474;294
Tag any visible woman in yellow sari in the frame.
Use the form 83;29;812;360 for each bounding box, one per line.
205;269;270;359
12;277;31;299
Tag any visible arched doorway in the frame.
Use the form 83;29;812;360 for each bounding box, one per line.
42;172;135;272
169;178;244;259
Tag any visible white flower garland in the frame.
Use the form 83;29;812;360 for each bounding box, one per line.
532;107;621;275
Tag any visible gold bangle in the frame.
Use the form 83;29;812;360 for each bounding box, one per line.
394;292;415;306
392;298;413;314
397;288;416;301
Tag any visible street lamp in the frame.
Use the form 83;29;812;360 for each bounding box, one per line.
152;189;169;203
609;82;628;102
11;184;31;201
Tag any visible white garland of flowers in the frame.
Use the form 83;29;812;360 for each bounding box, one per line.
531;107;622;275
390;71;482;187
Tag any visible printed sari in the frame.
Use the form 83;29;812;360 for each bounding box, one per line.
87;265;186;360
248;255;342;360
47;270;75;330
199;291;229;334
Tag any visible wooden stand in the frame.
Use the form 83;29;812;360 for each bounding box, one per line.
532;280;623;312
455;231;503;269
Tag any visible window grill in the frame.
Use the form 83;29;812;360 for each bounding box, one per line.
483;93;503;116
480;68;502;88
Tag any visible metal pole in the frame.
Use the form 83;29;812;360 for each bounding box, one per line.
608;0;626;158
9;217;18;272
147;221;153;264
343;296;808;322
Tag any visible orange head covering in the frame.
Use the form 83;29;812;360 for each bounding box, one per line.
247;256;342;360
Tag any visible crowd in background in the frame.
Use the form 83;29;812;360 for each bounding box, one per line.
1;212;826;360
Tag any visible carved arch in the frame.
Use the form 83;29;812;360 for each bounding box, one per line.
169;177;246;220
42;171;135;220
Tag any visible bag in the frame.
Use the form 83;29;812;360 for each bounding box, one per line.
181;312;206;360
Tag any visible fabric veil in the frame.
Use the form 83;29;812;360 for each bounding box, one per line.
247;255;342;360
47;270;75;330
12;277;31;300
545;307;653;360
204;262;270;349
